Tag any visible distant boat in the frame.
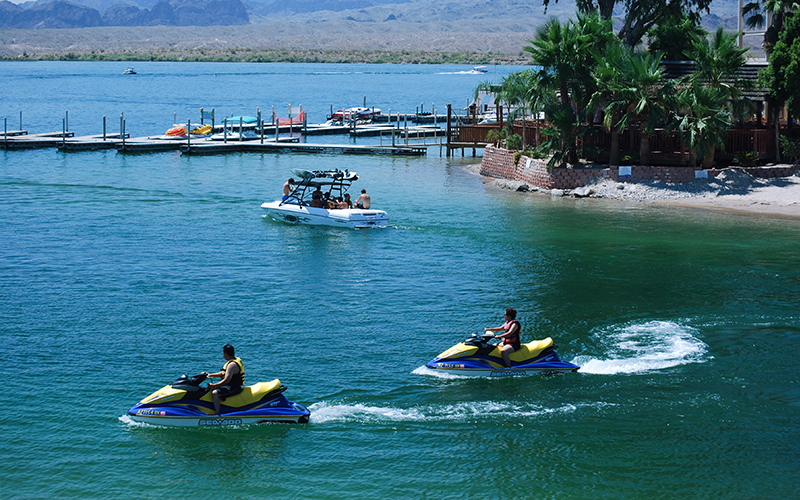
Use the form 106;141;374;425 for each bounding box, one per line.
469;66;488;74
123;68;136;74
330;107;380;121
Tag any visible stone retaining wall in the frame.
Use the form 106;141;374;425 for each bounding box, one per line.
480;146;799;189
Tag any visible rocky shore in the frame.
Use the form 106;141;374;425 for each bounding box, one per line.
483;166;800;218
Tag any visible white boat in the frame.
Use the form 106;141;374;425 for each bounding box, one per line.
331;107;381;121
262;169;389;229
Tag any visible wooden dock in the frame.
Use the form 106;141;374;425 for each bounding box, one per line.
1;132;75;149
58;134;128;151
180;140;427;156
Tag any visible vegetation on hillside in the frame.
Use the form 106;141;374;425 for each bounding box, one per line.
2;48;525;65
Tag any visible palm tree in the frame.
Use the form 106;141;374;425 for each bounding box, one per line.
525;17;579;109
685;26;754;121
525;12;616;164
594;50;672;166
671;81;733;168
589;41;628;165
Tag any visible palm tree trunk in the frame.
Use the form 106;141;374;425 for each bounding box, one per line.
610;130;620;166
703;147;715;169
640;135;650;166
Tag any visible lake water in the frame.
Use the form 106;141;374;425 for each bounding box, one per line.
2;62;799;499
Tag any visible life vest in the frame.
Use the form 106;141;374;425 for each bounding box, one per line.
222;357;245;388
502;320;521;345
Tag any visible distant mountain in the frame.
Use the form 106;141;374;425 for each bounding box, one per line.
0;0;249;27
1;1;102;28
0;0;742;29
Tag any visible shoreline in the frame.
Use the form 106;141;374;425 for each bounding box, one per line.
467;163;800;219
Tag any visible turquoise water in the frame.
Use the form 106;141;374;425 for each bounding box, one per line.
2;62;800;499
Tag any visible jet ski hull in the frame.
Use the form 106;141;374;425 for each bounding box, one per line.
128;405;310;426
426;336;579;377
127;377;310;426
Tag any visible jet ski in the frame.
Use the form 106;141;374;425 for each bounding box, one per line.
127;373;310;426
426;332;580;377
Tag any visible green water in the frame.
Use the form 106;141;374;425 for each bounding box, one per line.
2;62;799;499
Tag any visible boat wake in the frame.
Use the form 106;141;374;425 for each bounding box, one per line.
307;400;593;424
572;320;709;375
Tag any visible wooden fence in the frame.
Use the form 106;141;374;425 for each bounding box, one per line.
450;121;787;165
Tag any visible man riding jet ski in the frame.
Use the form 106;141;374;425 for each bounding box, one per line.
127;373;311;426
426;332;580;377
128;344;310;426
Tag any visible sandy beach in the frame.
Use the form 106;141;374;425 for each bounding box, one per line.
478;165;800;218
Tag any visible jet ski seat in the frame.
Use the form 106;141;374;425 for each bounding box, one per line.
508;337;555;361
217;379;285;406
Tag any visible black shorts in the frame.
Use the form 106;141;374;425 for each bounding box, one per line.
215;385;243;400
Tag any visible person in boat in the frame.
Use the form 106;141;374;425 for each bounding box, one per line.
484;308;521;368
324;193;338;210
355;189;370;209
282;178;294;201
206;343;245;414
309;188;324;208
343;193;353;209
336;196;349;209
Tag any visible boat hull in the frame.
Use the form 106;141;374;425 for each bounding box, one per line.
262;201;389;229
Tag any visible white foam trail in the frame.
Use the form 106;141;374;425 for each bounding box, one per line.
307;400;590;424
411;365;475;379
118;415;151;427
574;320;708;375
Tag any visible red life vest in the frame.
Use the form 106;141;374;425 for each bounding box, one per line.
502;320;521;345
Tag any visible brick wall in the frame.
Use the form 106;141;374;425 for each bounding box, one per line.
480;146;799;189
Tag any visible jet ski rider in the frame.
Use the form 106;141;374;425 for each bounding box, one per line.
205;343;245;415
484;308;521;368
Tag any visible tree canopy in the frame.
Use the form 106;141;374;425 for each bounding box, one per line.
542;0;713;47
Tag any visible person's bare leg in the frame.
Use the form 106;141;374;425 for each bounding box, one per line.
501;345;513;368
212;390;221;414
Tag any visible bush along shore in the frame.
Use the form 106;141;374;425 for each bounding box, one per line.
2;48;527;65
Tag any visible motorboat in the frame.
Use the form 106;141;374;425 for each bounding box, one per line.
262;169;389;229
123;68;136;74
331;107;381;121
469;66;488;74
425;332;580;377
127;372;310;426
209;129;259;141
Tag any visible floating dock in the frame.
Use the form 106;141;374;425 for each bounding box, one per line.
180;140;426;156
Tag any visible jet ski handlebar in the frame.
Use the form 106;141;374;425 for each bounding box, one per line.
464;332;500;347
170;372;210;388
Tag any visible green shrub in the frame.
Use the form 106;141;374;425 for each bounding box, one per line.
780;136;800;163
506;134;523;151
733;151;759;167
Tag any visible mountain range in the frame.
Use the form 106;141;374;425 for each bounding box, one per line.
1;0;740;29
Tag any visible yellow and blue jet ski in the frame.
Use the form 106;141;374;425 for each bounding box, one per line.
128;373;310;426
426;332;580;377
